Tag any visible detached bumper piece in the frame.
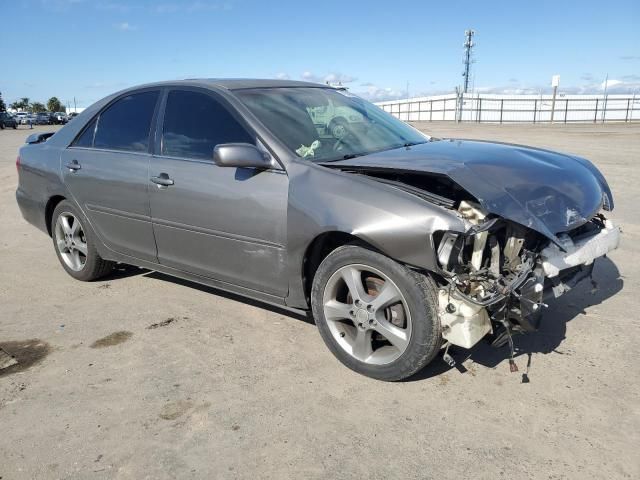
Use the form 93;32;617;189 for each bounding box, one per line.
541;219;620;277
541;219;620;298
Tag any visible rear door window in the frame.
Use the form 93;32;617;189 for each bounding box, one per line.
161;90;253;160
93;91;159;152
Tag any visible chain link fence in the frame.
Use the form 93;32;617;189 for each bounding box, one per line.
377;93;640;123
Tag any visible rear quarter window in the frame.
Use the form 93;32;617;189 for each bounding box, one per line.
72;118;97;148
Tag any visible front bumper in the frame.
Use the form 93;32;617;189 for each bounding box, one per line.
540;219;621;278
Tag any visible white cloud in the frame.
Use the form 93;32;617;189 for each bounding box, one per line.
114;21;136;31
300;71;357;85
301;71;321;82
355;84;407;102
275;72;290;80
473;79;640;95
324;72;356;84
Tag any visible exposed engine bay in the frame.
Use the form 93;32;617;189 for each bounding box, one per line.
342;167;621;368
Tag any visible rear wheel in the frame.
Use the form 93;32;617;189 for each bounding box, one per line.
311;245;442;381
51;200;113;281
329;118;348;139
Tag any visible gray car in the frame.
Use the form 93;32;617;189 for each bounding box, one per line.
15;79;620;381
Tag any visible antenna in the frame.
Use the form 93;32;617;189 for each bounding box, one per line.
462;29;475;94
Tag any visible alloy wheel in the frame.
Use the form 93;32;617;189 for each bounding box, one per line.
54;212;88;271
322;264;412;365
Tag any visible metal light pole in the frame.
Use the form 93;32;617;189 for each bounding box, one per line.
462;29;475;94
602;73;609;123
550;75;560;123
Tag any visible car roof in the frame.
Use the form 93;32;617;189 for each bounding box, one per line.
117;78;332;93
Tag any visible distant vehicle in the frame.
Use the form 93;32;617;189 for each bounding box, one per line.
0;112;18;129
67;112;79;122
15;79;621;381
308;98;364;138
35;112;51;125
15;112;29;124
20;114;38;125
53;112;68;125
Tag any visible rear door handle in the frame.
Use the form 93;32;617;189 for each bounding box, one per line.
150;173;174;187
65;160;81;171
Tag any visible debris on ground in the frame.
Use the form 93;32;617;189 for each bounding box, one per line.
146;318;176;330
0;347;18;370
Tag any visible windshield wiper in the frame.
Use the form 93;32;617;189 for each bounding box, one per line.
320;152;366;163
319;141;427;163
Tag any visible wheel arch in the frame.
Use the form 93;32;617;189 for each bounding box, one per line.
328;116;348;128
45;195;67;236
302;230;381;304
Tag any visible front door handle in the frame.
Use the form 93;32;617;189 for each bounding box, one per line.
65;159;81;171
150;173;174;187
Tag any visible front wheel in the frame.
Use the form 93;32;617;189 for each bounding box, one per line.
51;200;114;281
311;245;442;381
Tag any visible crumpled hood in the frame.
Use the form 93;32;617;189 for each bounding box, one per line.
330;139;613;243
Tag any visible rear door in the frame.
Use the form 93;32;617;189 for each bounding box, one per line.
148;88;289;296
61;90;160;262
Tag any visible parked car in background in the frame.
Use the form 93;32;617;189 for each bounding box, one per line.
15;112;29;124
53;112;68;125
0;112;18;129
308;97;365;138
15;79;621;381
67;112;79;122
35;112;51;125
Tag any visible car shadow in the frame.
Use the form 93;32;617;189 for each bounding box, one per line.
141;271;314;325
101;263;148;281
405;256;623;382
109;256;622;383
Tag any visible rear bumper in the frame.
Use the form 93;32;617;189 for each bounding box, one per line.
16;187;48;235
541;219;620;278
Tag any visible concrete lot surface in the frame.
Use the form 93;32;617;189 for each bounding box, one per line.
1;123;638;479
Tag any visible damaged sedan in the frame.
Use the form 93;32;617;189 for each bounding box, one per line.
16;79;620;381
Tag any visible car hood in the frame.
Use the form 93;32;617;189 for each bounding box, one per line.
327;139;613;244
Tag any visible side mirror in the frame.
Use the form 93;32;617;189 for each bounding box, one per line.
213;143;273;169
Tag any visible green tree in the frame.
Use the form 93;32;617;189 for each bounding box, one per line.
47;96;64;112
29;102;47;113
0;92;6;112
10;97;29;111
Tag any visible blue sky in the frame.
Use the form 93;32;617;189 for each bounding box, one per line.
1;0;638;108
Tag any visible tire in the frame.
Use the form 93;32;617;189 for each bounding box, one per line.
51;200;114;281
311;245;442;381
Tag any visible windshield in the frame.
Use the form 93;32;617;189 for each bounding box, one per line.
236;87;428;162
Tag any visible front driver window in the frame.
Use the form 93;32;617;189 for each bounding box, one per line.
162;90;253;161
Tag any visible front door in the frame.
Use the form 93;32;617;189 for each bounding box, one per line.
148;89;289;296
61;90;160;263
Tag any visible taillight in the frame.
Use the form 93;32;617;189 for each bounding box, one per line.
16;155;21;173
